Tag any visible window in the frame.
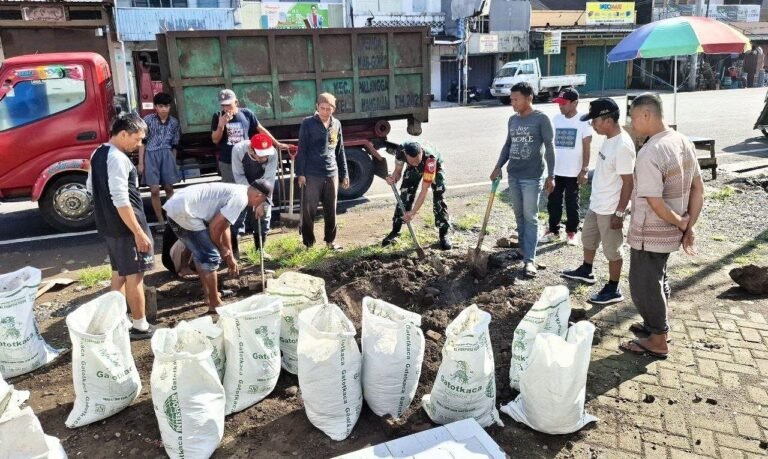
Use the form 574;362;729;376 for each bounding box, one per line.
520;63;534;75
496;66;518;78
0;71;86;132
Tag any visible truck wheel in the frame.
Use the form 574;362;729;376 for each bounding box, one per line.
339;147;374;200
499;96;511;106
39;174;95;232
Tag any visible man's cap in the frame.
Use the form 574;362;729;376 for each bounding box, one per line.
580;98;619;121
249;179;274;206
401;141;422;157
553;87;579;105
219;89;237;105
250;133;275;157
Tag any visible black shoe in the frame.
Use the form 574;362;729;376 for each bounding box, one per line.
129;324;156;341
589;284;624;304
439;235;452;250
382;231;400;247
561;265;596;284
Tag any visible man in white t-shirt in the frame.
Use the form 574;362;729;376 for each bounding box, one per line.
163;180;272;313
540;88;592;245
562;98;636;305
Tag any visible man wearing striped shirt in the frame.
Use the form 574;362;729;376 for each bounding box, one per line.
138;92;181;226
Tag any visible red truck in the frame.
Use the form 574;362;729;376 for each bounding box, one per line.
0;27;431;232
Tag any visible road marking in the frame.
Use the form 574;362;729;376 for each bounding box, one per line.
0;180;494;246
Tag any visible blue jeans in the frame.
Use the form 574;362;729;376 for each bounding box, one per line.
507;176;544;263
168;219;220;273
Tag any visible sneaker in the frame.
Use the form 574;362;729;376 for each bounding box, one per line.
561;265;596;284
129;324;156;341
326;242;343;251
539;230;561;243
257;249;273;261
566;232;579;246
589;285;624;304
381;232;400;247
524;262;537;277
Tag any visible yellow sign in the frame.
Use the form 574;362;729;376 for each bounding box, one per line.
586;2;635;25
543;31;561;55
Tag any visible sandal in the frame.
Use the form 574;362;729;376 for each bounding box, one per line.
629;322;673;343
619;339;668;359
219;289;236;298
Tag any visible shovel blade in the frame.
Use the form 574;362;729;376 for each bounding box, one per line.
467;248;490;278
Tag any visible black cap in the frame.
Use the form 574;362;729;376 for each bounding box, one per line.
401;141;422;158
580;98;619;121
249;179;274;206
553;87;579;105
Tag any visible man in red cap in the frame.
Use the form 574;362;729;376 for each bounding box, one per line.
231;133;278;257
540;87;592;246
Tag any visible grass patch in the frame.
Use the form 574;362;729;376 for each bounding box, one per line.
455;213;482;231
422;211;436;228
572;284;591;297
579;184;592;206
538;211;549;222
708;185;735;201
711;234;727;242
78;265;111;288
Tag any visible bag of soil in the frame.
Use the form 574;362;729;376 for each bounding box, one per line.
266;272;328;374
422;304;503;428
0;267;61;378
361;297;424;419
217;295;282;415
501;321;598;434
508;285;570;390
298;303;362;441
65;291;141;428
151;327;225;459
177;316;226;381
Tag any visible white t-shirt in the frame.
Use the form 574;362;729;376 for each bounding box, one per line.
163;183;249;231
589;130;636;215
552;113;592;177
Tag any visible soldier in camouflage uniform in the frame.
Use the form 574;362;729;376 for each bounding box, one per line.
382;141;452;250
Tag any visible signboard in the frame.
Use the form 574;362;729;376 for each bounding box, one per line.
260;2;329;29
543;31;562;55
22;5;66;22
586;2;635;25
478;35;499;53
652;4;759;22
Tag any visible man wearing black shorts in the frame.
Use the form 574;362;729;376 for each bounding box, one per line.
87;114;156;340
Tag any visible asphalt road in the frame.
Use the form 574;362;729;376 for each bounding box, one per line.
2;88;768;275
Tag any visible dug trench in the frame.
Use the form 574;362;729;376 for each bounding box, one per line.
16;246;597;458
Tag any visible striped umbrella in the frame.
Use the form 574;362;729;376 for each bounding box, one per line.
608;16;752;124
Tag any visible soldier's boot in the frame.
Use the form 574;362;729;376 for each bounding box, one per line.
439;226;452;250
382;222;403;247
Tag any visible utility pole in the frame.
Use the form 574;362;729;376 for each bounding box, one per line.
689;0;705;90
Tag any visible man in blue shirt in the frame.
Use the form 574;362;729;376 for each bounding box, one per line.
296;93;349;250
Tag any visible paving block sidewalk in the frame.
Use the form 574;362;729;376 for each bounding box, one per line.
564;296;768;458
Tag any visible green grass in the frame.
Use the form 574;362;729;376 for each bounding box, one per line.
579;183;592;206
733;253;759;265
708;185;735;201
78;265;111;288
711;235;727;242
422;212;436;228
538;211;549;222
572;284;591;297
455;213;482;231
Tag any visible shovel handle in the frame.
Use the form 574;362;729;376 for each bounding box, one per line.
257;217;266;288
475;177;501;252
390;182;426;258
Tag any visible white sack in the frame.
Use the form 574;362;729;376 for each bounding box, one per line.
0;267;61;378
177;316;226;381
509;285;570;390
422;304;503;428
265;272;327;374
361;297;424;419
65;291;141;428
151;327;225;459
217;295;282;415
298;304;362;441
501;321;598;434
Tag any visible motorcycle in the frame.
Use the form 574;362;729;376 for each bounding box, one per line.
446;81;479;104
754;89;768;137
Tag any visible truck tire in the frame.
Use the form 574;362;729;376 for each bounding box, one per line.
499;96;511;106
39;174;95;232
339;147;374;200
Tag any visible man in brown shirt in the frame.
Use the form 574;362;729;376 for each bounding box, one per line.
620;93;704;359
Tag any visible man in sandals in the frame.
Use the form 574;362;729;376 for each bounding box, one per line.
561;98;635;305
163;180;273;313
619;93;704;359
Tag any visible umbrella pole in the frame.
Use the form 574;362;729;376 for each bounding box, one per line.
674;56;678;127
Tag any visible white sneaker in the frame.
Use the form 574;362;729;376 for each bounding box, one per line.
539;231;561;243
524;262;538;277
566;232;579;246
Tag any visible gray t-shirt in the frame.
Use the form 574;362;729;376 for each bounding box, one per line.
495;110;556;179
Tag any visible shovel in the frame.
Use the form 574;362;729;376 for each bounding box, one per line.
257;217;267;290
281;146;301;227
390;182;426;259
468;177;502;277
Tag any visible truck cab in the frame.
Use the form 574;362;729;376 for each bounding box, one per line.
0;53;115;231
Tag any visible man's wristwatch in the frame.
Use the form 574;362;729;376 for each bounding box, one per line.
614;210;626;218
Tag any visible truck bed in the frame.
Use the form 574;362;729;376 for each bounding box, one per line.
156;27;431;136
539;74;587;90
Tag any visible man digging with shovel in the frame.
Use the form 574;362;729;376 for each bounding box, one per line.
382;141;452;251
